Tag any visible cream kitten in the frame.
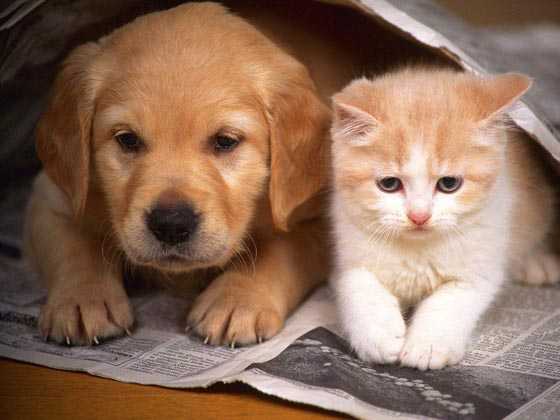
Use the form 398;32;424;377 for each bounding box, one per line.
330;67;559;370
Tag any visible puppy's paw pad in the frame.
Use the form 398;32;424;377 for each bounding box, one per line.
187;300;283;346
400;336;464;370
40;286;133;346
186;279;284;346
255;310;283;341
224;306;282;345
516;252;560;286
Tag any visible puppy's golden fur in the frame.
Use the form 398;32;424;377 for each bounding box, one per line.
25;2;331;346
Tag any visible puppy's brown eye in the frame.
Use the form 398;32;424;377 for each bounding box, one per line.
377;177;402;193
115;131;143;152
437;176;463;193
213;135;239;152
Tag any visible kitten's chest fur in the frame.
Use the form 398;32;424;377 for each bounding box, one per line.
368;245;457;307
334;203;506;308
333;172;512;308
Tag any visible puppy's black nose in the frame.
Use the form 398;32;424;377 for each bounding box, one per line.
146;202;199;246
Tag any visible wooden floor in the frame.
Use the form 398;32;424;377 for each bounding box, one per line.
0;359;343;419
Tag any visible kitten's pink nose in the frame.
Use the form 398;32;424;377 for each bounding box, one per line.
408;211;431;226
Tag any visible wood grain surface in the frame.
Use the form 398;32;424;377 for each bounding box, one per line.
0;359;343;420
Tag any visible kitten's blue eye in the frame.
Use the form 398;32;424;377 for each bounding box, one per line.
377;177;402;193
437;176;463;193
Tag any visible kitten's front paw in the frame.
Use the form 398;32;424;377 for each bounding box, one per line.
400;329;465;370
347;306;406;365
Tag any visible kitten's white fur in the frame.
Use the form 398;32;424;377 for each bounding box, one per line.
331;154;510;369
330;68;559;370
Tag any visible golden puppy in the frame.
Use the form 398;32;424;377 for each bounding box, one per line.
24;2;330;346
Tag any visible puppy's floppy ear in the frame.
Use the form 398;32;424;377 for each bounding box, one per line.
36;42;102;218
265;63;331;232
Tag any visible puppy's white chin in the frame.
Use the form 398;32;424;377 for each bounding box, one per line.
132;254;222;273
145;258;212;273
122;242;229;273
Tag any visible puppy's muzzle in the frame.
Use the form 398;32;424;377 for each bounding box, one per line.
146;202;199;246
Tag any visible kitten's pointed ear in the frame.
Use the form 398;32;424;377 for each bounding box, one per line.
331;101;378;145
478;73;532;123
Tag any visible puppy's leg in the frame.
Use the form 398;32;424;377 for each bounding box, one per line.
187;221;327;346
25;175;133;345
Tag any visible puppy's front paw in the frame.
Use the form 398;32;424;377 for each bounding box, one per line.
400;328;465;370
347;305;406;365
39;280;133;346
186;273;283;346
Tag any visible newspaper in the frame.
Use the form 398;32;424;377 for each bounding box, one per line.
350;0;560;161
2;0;560;419
2;256;560;419
239;286;560;419
0;257;335;388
